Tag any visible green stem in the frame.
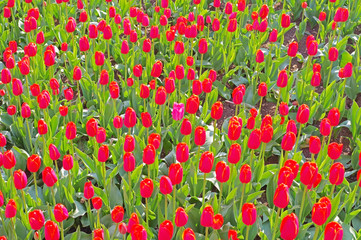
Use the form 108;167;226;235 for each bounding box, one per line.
205;227;209;240
21;190;28;219
51;186;56;205
110;223;120;240
299;186;308;223
165;194;168;219
173;187;176;220
330;184;335;199
275;88;282;116
325;62;334;89
61;221;65;240
219;182;223;207
313;226;320;240
271;208;281;240
26;118;33;153
293;124;303;156
145;198;149;226
202;173;207;208
239;183;246;215
249;149;254;170
245;225;250;240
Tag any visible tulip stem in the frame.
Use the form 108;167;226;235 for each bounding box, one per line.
275;88;281;116
293;124;303;156
245;225;250;240
165;194;168;219
21;189;28;219
97;209;101;228
173;187;176;219
299;186;308;223
11;217;16;240
0;211;8;237
239;183;246;216
325;61;334;90
202;173;207;208
110;222;119;240
145;198;149;226
33;172;38;201
249;149;254;170
259;97;263;116
26;118;33;154
194;146;200;196
61;221;65;240
51;186;56;205
313;226;319;240
228;163;234;194
271;207;281;240
337;78;347;109
219;182;223;207
43;135;47;164
205;227;209;240
199;54;204;80
330;184;335;199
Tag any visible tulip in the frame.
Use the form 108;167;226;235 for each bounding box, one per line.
324;222;343;240
327;142;343;160
27;154;41;173
176;143;189;163
194;126;206;146
124;107;137;129
281;132;296;151
62;155;73;171
54;204;69;222
182;228;196;240
329;162;345;186
327;108;340;126
29;210;45;230
84;181;94;199
151;61;163;78
42;167;58;187
320;118;331;136
168;163;183;186
201;205;214;228
180;118;192;135
242;203;257;226
300;162;318;187
228;143;242;164
14;169;27;190
280;213;299;240
158;220;173;240
172;102;185;121
49;144;60;161
273;183;289;209
123;152;135;172
312;202;329;226
111;206;124;223
94;51;104;66
309;136;321;155
281;14;290;28
248;129;261;150
228;118;242;141
92;197;102;210
5;199;17;218
44;221;60;240
278;166;295;188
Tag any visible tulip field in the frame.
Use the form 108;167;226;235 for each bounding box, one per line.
1;0;361;239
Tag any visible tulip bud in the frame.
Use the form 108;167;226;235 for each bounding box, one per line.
280;213;299;240
324;221;343;240
242;203;257;225
54;203;69;222
44;221;60;240
160;176;173;195
194;126;206;146
273;183;289;208
28;210;45;230
42;167;58;187
14;169;28;190
201;205;214;227
140;178;153;198
327;142;343;160
5;199;17;218
168;163;183;185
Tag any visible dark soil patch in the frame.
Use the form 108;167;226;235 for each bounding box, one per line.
217;100;235;129
258;98;276;117
265;155;279;165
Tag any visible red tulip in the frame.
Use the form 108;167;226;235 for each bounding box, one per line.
228;143;242;164
94;51;104;66
277;70;288;88
44;220;60;240
168;163;183;185
309;136;321;154
49;144;60;161
124;107;137;128
140;178;153;198
54;203;69;222
327;142;343;160
27;154;41;173
239;164;252;184
182;228;195;240
273;183;289;209
151;61;163;78
216;161;230;182
281;14;290;28
154;86;167;104
248;129;261;149
42;167;58;187
280;213;299;240
324;222;343;240
288;41;298;57
98;145;109;162
194;126;206;146
320;118;331;136
65;122;76;140
84;181;94;199
29;210;45;230
199;151;214;173
228;117;242;141
198;38;208;54
201;205;214;227
92;197;102;210
328;47;338;61
142;144;156;165
296;104;309;124
176;143;189;163
242;203;257;225
327;108;340;126
300;162;318;187
256;49;264;63
180;118;192;135
186;95;200;114
62;155;73;171
124;135;135;152
311;202;329;226
281;132;296;151
329;162;344;185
